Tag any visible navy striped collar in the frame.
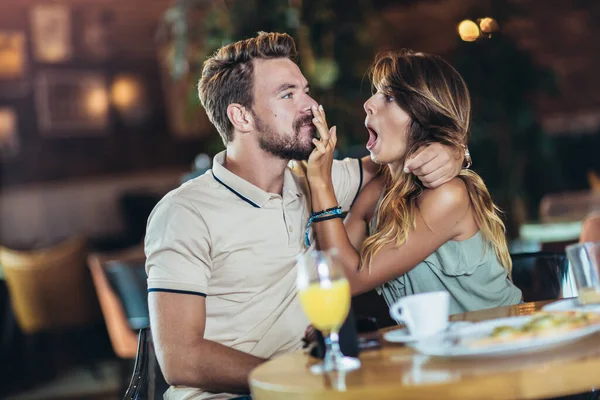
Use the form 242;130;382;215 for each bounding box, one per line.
211;151;302;208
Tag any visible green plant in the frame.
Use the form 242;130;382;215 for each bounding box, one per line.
158;0;380;153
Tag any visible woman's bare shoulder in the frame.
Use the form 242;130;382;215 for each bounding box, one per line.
417;177;470;220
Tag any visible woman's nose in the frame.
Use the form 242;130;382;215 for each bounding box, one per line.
363;96;375;115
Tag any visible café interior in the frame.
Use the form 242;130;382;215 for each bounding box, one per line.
1;0;600;399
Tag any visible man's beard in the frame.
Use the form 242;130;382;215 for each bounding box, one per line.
253;112;317;160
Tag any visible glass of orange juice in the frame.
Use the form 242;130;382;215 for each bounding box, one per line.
296;249;361;374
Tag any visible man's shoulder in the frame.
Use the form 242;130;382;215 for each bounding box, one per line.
167;170;220;201
152;171;222;215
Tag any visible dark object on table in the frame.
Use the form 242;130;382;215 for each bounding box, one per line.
352;289;396;328
310;308;360;359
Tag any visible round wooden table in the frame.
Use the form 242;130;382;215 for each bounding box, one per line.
249;300;600;399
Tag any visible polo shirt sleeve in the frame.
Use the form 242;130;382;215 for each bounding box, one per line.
144;196;211;297
331;157;363;212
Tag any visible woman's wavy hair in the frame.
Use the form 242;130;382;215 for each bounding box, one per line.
360;49;512;277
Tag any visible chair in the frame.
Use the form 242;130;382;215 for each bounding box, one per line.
88;245;148;360
88;245;150;395
123;327;169;400
511;252;569;303
0;236;100;333
0;236;102;382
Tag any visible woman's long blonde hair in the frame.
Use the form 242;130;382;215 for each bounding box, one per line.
360;50;512;277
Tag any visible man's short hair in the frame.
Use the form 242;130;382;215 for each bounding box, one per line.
198;32;298;144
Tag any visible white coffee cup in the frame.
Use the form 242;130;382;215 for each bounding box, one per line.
389;291;450;338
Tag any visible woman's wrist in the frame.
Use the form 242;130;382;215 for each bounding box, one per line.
308;177;333;191
310;184;338;213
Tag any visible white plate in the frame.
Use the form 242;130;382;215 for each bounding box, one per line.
542;298;600;313
409;315;600;358
383;322;473;344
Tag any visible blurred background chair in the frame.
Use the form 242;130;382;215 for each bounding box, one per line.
124;327;168;400
0;236;103;382
88;245;149;392
510;252;570;302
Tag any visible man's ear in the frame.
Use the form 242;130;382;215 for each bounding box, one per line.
227;103;253;133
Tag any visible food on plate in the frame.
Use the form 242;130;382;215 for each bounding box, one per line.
468;311;600;347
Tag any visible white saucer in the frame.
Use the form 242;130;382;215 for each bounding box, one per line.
383;327;419;343
383;321;473;344
542;298;600;313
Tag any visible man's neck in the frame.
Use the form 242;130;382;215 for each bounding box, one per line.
224;145;289;195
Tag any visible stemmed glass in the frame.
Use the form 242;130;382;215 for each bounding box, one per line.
296;249;361;374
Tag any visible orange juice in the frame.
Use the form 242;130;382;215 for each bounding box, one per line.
298;279;350;332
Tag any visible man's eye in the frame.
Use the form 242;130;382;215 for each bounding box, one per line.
387;95;395;102
283;93;292;99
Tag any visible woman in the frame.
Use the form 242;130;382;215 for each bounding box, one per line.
306;49;522;314
580;212;600;243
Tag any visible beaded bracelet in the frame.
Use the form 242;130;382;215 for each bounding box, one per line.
310;206;340;217
304;206;343;246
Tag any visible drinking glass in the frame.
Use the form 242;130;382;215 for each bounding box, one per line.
296;249;361;374
566;241;600;305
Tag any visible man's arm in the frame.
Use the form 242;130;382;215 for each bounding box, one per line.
359;142;464;190
149;291;265;393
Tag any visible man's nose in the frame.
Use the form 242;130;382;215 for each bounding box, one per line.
302;94;319;113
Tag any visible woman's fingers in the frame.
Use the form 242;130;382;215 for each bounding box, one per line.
312;138;327;154
312;106;330;142
330;126;337;147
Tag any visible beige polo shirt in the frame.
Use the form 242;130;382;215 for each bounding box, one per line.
145;150;362;400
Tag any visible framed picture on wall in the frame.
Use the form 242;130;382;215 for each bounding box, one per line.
0;32;27;80
31;4;73;63
0;31;30;97
35;70;109;135
0;107;20;159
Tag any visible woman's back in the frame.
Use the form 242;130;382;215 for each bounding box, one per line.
376;231;522;314
369;178;522;314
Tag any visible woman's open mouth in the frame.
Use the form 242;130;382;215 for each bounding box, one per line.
366;126;378;150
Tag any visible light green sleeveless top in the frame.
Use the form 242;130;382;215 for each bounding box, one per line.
369;202;522;315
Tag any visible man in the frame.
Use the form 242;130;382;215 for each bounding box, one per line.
145;32;463;399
